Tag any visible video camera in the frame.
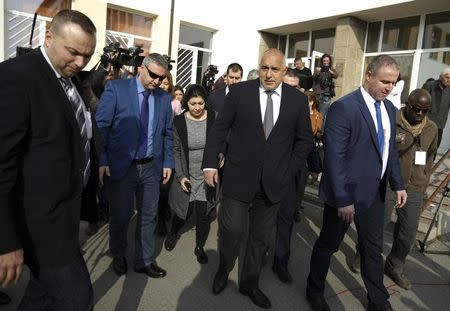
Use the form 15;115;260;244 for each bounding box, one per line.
101;42;144;69
162;54;176;71
202;64;219;94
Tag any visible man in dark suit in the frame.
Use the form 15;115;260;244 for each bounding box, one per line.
206;62;243;115
0;10;96;310
96;53;174;278
306;55;407;311
203;49;312;309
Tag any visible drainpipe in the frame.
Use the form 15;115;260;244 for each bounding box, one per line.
168;0;175;57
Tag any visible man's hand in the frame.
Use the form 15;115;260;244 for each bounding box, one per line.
218;153;225;169
0;249;24;288
337;204;355;223
180;177;191;193
98;165;110;187
162;168;172;184
395;190;408;209
203;169;219;187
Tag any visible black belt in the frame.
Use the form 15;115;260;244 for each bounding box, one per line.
133;157;153;165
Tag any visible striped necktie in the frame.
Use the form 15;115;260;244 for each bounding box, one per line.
59;77;90;186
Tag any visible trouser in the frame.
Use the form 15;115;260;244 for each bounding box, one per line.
274;178;298;268
385;191;424;273
170;200;211;247
308;193;390;309
108;161;160;269
18;252;93;311
218;191;279;289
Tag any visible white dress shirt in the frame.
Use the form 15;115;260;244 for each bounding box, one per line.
259;83;282;125
360;86;390;178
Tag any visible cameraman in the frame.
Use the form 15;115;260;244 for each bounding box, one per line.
202;65;220;94
313;54;338;126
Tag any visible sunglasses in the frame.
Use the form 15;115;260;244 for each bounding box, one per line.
409;105;429;114
144;65;166;81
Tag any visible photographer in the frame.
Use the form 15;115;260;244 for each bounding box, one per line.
313;53;338;125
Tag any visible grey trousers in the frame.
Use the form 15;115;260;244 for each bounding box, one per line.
385;190;424;273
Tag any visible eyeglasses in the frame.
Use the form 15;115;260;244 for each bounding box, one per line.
144;65;166;81
409;106;429;114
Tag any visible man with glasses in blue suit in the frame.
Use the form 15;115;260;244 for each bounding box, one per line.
96;53;174;278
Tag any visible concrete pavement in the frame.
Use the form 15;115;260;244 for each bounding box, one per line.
1;201;449;311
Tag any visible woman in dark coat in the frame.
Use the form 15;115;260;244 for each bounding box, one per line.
166;84;219;264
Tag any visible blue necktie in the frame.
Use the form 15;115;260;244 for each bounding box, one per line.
374;101;384;155
137;90;151;158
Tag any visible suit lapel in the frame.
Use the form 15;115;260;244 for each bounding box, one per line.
250;80;265;140
356;89;383;157
129;78;141;131
152;88;161;132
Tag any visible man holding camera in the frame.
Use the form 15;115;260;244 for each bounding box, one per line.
96;53;174;278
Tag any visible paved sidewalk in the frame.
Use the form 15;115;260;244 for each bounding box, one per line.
1;202;449;311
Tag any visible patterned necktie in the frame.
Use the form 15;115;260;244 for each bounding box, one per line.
136;90;151;158
264;90;274;139
374;101;384;155
59;77;90;186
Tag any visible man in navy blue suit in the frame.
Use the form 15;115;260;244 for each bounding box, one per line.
96;53;174;278
306;55;407;311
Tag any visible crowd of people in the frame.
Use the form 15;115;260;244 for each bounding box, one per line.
1;9;450;311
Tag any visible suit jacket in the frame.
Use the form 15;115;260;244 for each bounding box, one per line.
0;49;88;270
202;79;313;204
319;88;404;210
206;87;226;114
96;77;174;181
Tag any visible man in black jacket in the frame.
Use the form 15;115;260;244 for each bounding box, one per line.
203;48;312;309
0;10;96;310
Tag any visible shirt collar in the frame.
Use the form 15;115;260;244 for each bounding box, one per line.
40;46;62;79
259;82;282;96
136;76;147;94
360;86;383;106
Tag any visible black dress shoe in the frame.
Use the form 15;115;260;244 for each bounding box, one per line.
212;270;228;295
272;263;293;283
194;246;208;264
134;262;167;278
112;257;128;276
306;292;330;311
164;232;180;251
0;291;11;305
368;301;393;311
239;287;272;309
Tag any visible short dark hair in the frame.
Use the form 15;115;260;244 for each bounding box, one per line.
173;84;184;99
226;63;243;76
285;68;299;78
366;55;399;75
182;84;208;110
49;9;96;36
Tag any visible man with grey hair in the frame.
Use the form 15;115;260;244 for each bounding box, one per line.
422;67;450;149
247;69;259;80
96;53;174;278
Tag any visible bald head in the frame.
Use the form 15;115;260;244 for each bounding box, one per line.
259;48;286;91
407;89;431;110
404;89;431;125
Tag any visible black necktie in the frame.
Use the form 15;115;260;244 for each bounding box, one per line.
264;90;274;139
59;77;90;186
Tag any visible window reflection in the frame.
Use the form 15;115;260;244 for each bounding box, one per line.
382;16;419;51
423;11;450;49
